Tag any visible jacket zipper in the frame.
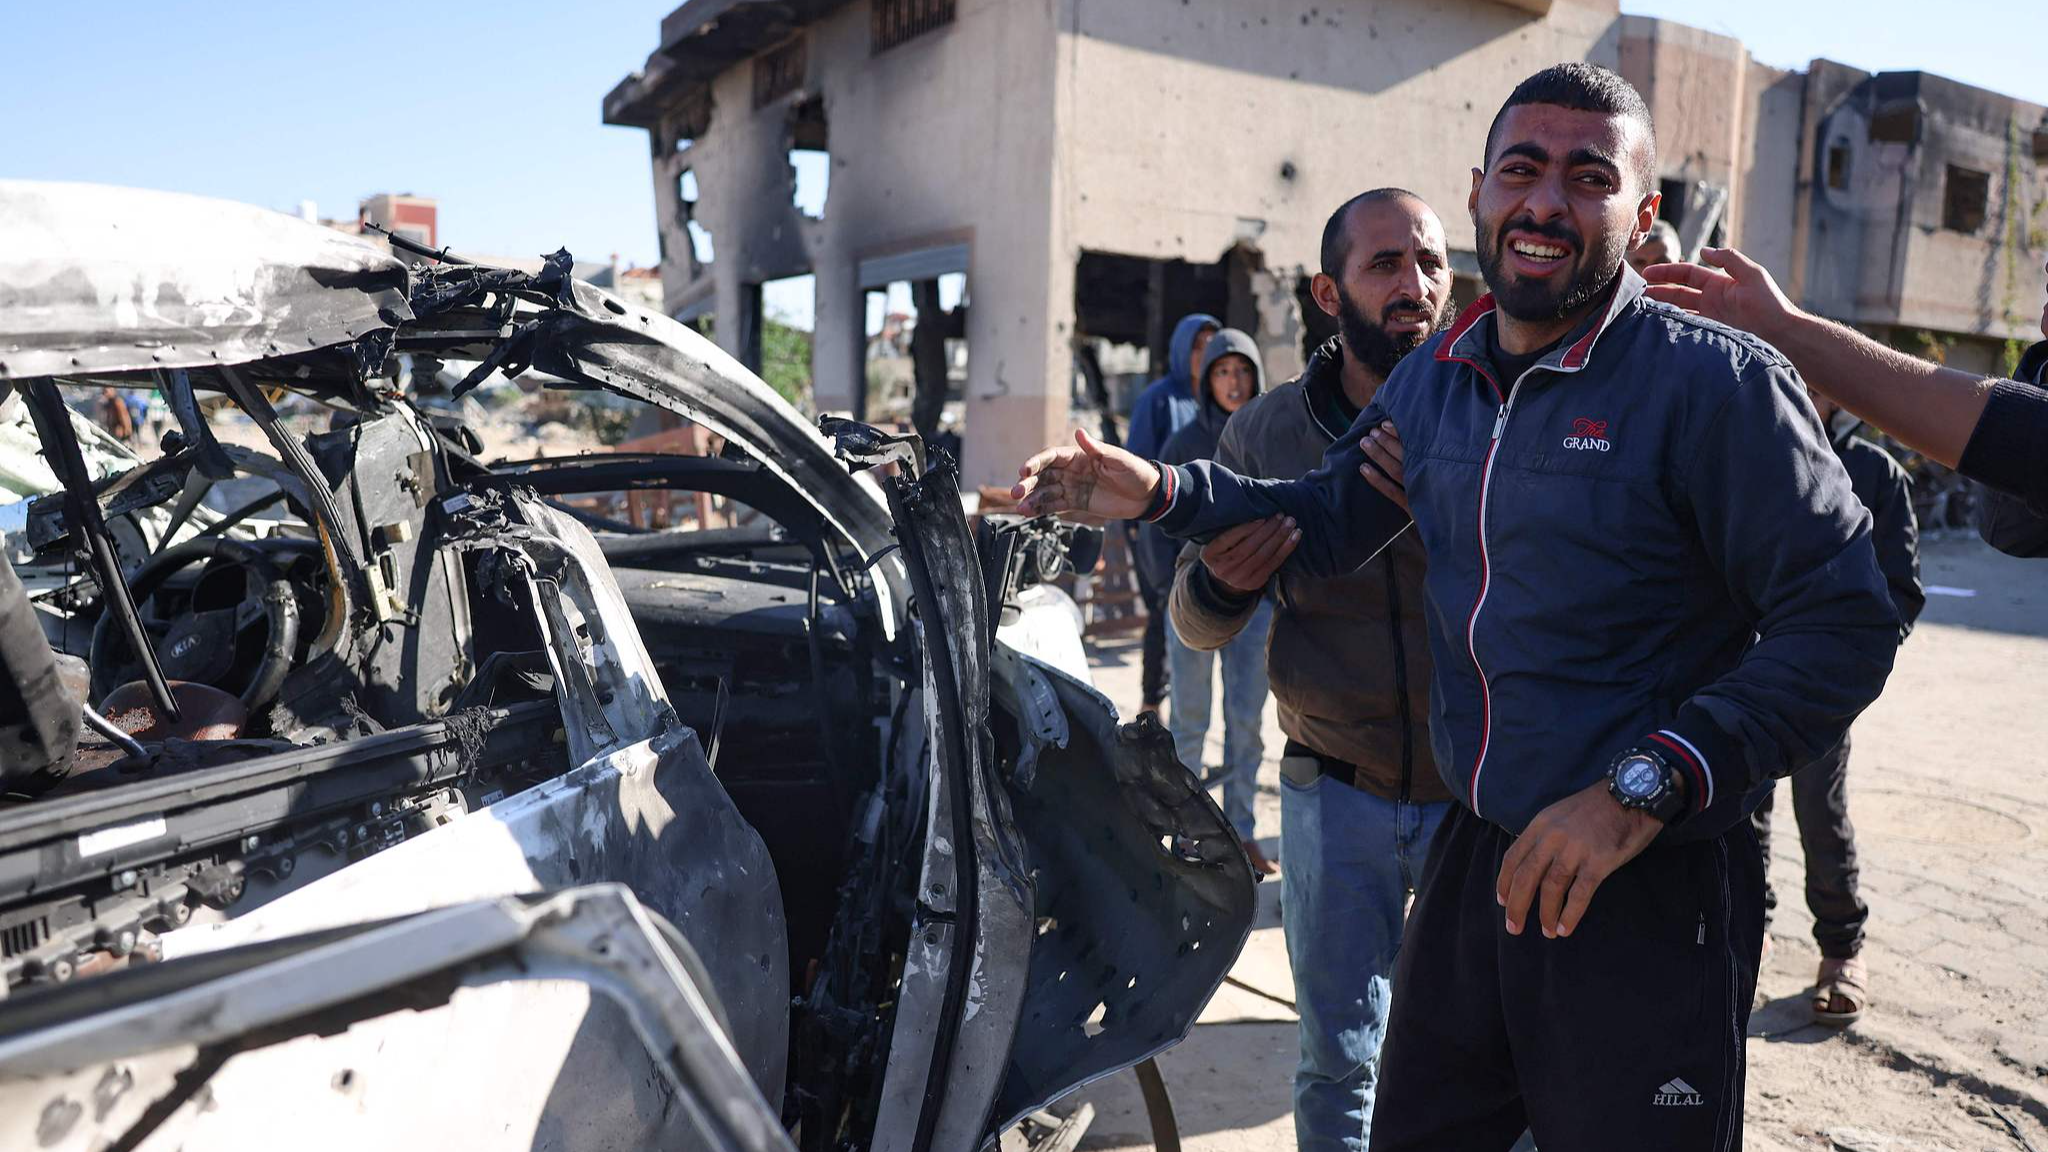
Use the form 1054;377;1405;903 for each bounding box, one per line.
1464;371;1535;818
1382;555;1413;802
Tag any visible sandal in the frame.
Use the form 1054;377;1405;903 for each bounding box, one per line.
1813;956;1868;1027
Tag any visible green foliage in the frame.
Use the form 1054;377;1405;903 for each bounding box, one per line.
1906;329;1955;365
523;391;637;446
474;383;523;411
760;317;812;410
589;404;637;446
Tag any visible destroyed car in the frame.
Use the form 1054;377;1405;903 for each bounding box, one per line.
0;181;1254;1151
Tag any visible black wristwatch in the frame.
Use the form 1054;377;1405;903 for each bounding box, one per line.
1607;745;1687;823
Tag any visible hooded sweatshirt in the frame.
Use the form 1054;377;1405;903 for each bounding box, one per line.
1140;328;1263;588
1125;313;1219;463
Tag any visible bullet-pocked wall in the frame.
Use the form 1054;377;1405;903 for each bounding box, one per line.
1051;0;1625;386
627;0;1068;490
1613;16;1809;281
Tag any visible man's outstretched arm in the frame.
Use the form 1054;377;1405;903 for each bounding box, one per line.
1012;413;1412;579
1644;247;2048;510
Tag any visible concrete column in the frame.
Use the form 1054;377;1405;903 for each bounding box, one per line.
810;250;860;413
956;232;1069;491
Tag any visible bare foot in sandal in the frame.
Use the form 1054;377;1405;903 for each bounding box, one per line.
1813;955;1867;1027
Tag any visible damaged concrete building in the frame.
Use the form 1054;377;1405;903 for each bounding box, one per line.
604;0;2048;488
1784;62;2048;374
1621;17;2048;376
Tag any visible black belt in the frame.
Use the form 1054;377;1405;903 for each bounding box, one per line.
1280;739;1360;790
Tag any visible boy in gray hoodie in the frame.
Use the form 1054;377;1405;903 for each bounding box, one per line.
1152;328;1274;871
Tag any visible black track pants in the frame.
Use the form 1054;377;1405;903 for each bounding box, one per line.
1137;564;1170;706
1754;732;1867;959
1369;804;1765;1151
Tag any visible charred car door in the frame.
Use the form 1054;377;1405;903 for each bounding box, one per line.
835;432;1256;1150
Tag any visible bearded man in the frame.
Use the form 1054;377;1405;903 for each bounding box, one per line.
1166;189;1455;1151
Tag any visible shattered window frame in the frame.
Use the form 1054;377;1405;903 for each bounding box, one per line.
872;0;955;54
754;36;807;109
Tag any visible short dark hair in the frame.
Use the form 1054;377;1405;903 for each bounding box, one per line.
1482;63;1656;192
1319;187;1425;278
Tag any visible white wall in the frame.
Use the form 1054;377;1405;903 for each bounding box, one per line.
1053;0;1623;288
1737;60;1805;278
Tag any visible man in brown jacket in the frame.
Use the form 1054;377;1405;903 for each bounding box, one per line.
1168;189;1454;1152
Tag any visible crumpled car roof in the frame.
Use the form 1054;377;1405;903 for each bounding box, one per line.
0;179;903;597
0;180;413;380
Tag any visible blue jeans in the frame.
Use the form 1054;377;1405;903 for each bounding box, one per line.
1280;768;1449;1152
1166;601;1273;840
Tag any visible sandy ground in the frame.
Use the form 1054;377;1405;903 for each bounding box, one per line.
1069;535;2048;1152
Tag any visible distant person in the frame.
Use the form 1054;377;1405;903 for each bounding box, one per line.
123;389;155;446
1753;388;1923;1027
1627;218;1681;274
97;387;134;443
1645;249;2048;556
1168;189;1454;1151
1125;313;1219;714
1152;327;1273;873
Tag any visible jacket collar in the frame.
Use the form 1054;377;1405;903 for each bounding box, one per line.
1435;263;1648;391
1299;338;1354;440
1827;406;1863;448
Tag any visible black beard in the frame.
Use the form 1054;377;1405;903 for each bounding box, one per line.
1336;288;1437;380
1475;213;1627;322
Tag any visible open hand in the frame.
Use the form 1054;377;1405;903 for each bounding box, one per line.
1496;779;1663;939
1012;429;1161;521
1358;421;1409;515
1200;516;1299;595
1640;247;1800;344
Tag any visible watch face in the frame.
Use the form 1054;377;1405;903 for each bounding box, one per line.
1617;758;1663;798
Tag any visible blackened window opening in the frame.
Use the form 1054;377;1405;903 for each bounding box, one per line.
1868;102;1920;145
1943;165;1989;234
1827;143;1850;190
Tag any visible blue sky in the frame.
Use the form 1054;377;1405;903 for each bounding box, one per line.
1622;0;2046;107
5;0;2043;313
3;2;679;267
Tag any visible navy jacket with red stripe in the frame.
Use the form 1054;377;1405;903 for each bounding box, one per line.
1142;265;1899;840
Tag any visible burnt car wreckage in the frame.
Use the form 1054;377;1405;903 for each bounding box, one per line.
0;182;1255;1150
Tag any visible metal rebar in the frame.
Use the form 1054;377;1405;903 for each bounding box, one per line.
81;704;147;760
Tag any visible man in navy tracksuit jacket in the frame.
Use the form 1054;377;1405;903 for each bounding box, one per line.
1013;65;1898;1149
